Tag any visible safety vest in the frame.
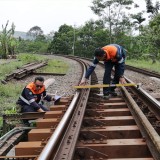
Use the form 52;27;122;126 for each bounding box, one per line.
26;82;45;94
19;82;45;105
102;45;118;62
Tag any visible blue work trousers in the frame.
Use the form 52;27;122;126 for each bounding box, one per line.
103;61;122;94
20;104;49;125
21;104;49;112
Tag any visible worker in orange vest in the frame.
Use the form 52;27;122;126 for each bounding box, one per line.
17;76;55;125
79;44;126;98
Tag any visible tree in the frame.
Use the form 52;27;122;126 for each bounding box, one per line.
74;19;108;57
130;12;146;34
48;24;74;54
90;0;134;43
0;21;17;58
46;31;55;42
147;13;160;62
27;26;44;39
145;0;160;15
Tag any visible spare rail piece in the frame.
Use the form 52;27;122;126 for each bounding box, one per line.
0;127;35;156
5;61;47;81
2;112;45;134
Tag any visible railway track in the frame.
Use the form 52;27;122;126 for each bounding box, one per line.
125;65;160;79
0;56;160;159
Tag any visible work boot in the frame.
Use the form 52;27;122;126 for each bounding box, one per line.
110;91;118;97
103;92;110;99
22;120;30;127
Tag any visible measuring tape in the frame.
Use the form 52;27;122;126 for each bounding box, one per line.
74;83;140;89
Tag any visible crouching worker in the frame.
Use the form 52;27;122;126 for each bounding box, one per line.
16;76;54;125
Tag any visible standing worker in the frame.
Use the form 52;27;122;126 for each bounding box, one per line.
17;76;55;125
79;44;126;98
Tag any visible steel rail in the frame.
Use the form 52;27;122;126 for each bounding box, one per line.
37;92;80;160
2;56;160;159
80;56;160;79
51;58;91;160
52;61;90;159
125;77;160;120
0;127;34;156
121;86;160;159
38;58;86;160
126;64;160;79
53;88;90;160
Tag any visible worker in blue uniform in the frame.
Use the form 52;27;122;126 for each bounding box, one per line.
79;44;126;98
17;76;54;125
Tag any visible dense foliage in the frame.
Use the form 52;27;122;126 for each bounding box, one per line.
48;0;160;63
0;0;160;63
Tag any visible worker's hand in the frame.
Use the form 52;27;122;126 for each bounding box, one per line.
79;78;88;86
51;97;55;101
37;108;45;112
54;95;61;102
119;77;126;84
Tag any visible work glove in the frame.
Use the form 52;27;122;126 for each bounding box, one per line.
54;94;61;103
54;91;65;105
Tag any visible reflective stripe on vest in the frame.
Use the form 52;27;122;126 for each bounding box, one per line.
91;63;97;67
20;95;35;105
118;57;124;63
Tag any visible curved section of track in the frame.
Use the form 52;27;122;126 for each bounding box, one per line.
125;65;160;79
0;56;160;160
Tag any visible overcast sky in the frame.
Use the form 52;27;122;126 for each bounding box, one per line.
0;0;98;34
0;0;153;34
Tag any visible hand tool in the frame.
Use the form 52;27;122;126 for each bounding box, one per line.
74;83;140;89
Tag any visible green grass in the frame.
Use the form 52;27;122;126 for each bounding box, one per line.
0;54;68;81
0;54;69;129
17;53;47;63
37;59;69;74
0;54;69;113
0;61;23;80
0;53;47;81
0;59;6;63
126;59;160;73
0;83;23;113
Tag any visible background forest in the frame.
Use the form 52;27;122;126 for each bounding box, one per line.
0;0;160;64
